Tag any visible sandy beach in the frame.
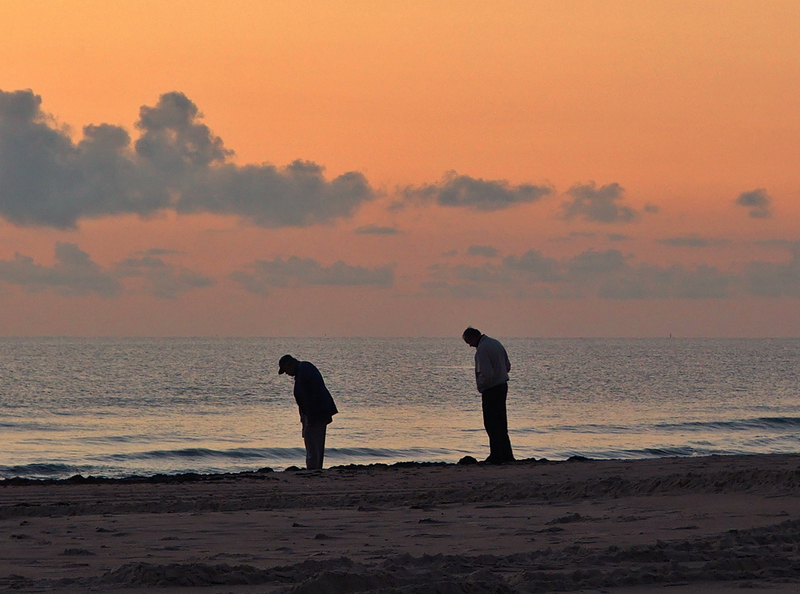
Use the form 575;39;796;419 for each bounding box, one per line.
1;454;799;593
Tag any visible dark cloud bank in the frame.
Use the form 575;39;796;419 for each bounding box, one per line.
0;89;780;232
0;89;793;303
0;90;373;228
0;89;577;229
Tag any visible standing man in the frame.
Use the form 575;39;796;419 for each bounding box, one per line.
278;354;338;470
462;327;515;464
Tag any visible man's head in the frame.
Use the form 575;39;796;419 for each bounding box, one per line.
462;327;482;348
278;354;299;376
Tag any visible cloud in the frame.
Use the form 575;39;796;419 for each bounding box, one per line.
735;189;772;219
113;255;216;299
181;160;373;227
753;239;800;249
424;263;498;298
742;246;800;297
0;89;375;229
134;248;183;256
0;243;215;299
597;263;734;299
467;245;499;258
354;224;400;235
402;171;551;211
561;182;641;223
451;263;506;285
565;249;628;280
230;256;395;295
607;233;632;241
503;249;562;282
0;243;121;297
551;232;597;242
657;235;729;248
424;247;743;300
0;91;148;228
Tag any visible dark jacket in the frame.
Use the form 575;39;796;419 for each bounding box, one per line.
293;361;338;424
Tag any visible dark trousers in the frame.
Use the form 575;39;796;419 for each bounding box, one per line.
301;417;328;470
481;382;514;463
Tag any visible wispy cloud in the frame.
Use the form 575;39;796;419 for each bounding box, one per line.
753;239;800;249
354;224;400;235
401;171;552;211
230;256;395;295
0;243;122;297
742;245;800;297
503;249;563;282
467;245;499;258
735;189;773;219
551;232;597;242
423;245;800;300
656;235;729;248
0;243;214;298
113;255;216;299
561;182;645;224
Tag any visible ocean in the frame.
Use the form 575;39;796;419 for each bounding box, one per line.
1;337;798;480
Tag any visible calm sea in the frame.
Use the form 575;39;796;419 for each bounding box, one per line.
1;338;798;480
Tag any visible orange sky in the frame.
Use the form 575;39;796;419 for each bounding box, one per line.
0;1;798;336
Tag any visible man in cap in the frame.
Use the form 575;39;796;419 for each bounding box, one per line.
278;354;339;470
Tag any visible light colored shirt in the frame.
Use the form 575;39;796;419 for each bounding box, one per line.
474;335;511;393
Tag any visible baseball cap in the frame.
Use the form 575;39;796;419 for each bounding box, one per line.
278;354;295;374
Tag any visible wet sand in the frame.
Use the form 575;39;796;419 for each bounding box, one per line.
1;454;800;593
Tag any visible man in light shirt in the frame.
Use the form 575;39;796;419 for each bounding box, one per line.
462;327;515;464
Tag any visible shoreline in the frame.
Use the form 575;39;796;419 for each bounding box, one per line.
0;451;780;485
2;453;800;592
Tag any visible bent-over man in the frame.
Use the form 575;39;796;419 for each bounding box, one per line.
278;354;338;470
